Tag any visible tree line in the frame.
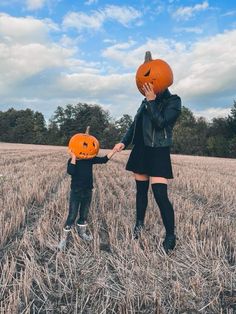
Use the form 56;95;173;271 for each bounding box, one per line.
0;101;236;158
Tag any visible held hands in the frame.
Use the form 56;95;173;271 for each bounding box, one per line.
142;83;156;101
107;147;117;159
113;143;125;153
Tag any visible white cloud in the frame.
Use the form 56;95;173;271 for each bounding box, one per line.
84;0;98;5
102;29;236;115
172;1;209;20
0;13;58;44
63;5;142;31
102;38;185;69
222;10;236;17
174;26;203;34
193;107;231;121
0;14;72;94
63;11;104;31
26;0;46;10
104;5;141;26
0;14;235;121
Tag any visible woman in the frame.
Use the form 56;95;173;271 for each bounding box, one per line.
114;83;181;253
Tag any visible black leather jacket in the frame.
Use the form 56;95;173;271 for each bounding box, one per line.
121;89;181;148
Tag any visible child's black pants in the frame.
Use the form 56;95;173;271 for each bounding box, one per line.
65;188;92;226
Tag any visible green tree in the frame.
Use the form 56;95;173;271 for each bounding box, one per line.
172;106;197;154
33;111;47;144
102;123;120;148
207;135;229;157
227;100;236;137
228;136;236;158
115;114;133;139
46;121;62;145
51;103;111;146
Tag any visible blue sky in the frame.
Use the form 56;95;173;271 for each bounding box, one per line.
0;0;236;121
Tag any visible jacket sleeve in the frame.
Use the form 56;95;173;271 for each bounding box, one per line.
145;95;182;129
92;156;109;164
120;120;135;148
67;158;76;175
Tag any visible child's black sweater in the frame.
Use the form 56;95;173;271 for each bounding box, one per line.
67;156;109;190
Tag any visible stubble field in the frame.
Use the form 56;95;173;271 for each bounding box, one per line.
0;142;235;314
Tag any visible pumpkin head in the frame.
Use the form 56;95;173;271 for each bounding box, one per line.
68;126;99;159
136;51;173;95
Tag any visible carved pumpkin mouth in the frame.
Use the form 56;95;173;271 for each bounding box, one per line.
144;69;151;77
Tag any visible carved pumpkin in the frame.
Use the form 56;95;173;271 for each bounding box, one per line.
136;51;173;95
68;126;99;159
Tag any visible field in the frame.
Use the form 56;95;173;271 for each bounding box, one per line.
0;142;235;314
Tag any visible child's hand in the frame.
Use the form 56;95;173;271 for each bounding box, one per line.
68;148;76;159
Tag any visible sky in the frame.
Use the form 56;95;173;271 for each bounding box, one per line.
0;0;236;121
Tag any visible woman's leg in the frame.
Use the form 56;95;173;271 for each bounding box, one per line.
133;173;149;238
150;177;176;252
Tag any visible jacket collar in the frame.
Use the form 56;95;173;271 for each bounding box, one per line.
157;88;171;100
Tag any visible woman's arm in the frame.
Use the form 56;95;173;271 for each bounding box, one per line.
142;83;181;129
145;96;181;129
120;121;135;148
113;100;147;152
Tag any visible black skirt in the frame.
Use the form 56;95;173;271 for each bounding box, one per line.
126;144;174;178
125;111;174;178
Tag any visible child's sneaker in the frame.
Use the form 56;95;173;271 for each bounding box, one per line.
77;224;93;241
63;225;72;232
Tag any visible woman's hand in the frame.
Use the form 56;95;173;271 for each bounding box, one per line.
142;83;156;101
113;143;125;152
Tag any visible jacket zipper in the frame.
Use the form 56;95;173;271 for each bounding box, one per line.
164;128;167;139
152;128;155;147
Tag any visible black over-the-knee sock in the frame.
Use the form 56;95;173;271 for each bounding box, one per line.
151;183;175;235
135;180;149;223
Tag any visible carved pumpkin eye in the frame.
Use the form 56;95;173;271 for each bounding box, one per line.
83;142;88;148
144;69;151;77
93;142;96;147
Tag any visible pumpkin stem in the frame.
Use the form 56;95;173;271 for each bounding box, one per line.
144;51;152;63
85;126;90;134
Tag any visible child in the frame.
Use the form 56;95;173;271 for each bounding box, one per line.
64;148;116;241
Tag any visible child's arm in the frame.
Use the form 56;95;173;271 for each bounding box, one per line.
107;149;116;159
67;149;77;175
92;148;116;164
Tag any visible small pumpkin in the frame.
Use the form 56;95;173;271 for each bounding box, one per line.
68;126;99;159
136;51;173;95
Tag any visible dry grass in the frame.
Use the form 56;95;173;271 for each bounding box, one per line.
0;142;235;314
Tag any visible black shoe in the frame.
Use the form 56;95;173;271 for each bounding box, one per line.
163;234;176;253
133;220;144;239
